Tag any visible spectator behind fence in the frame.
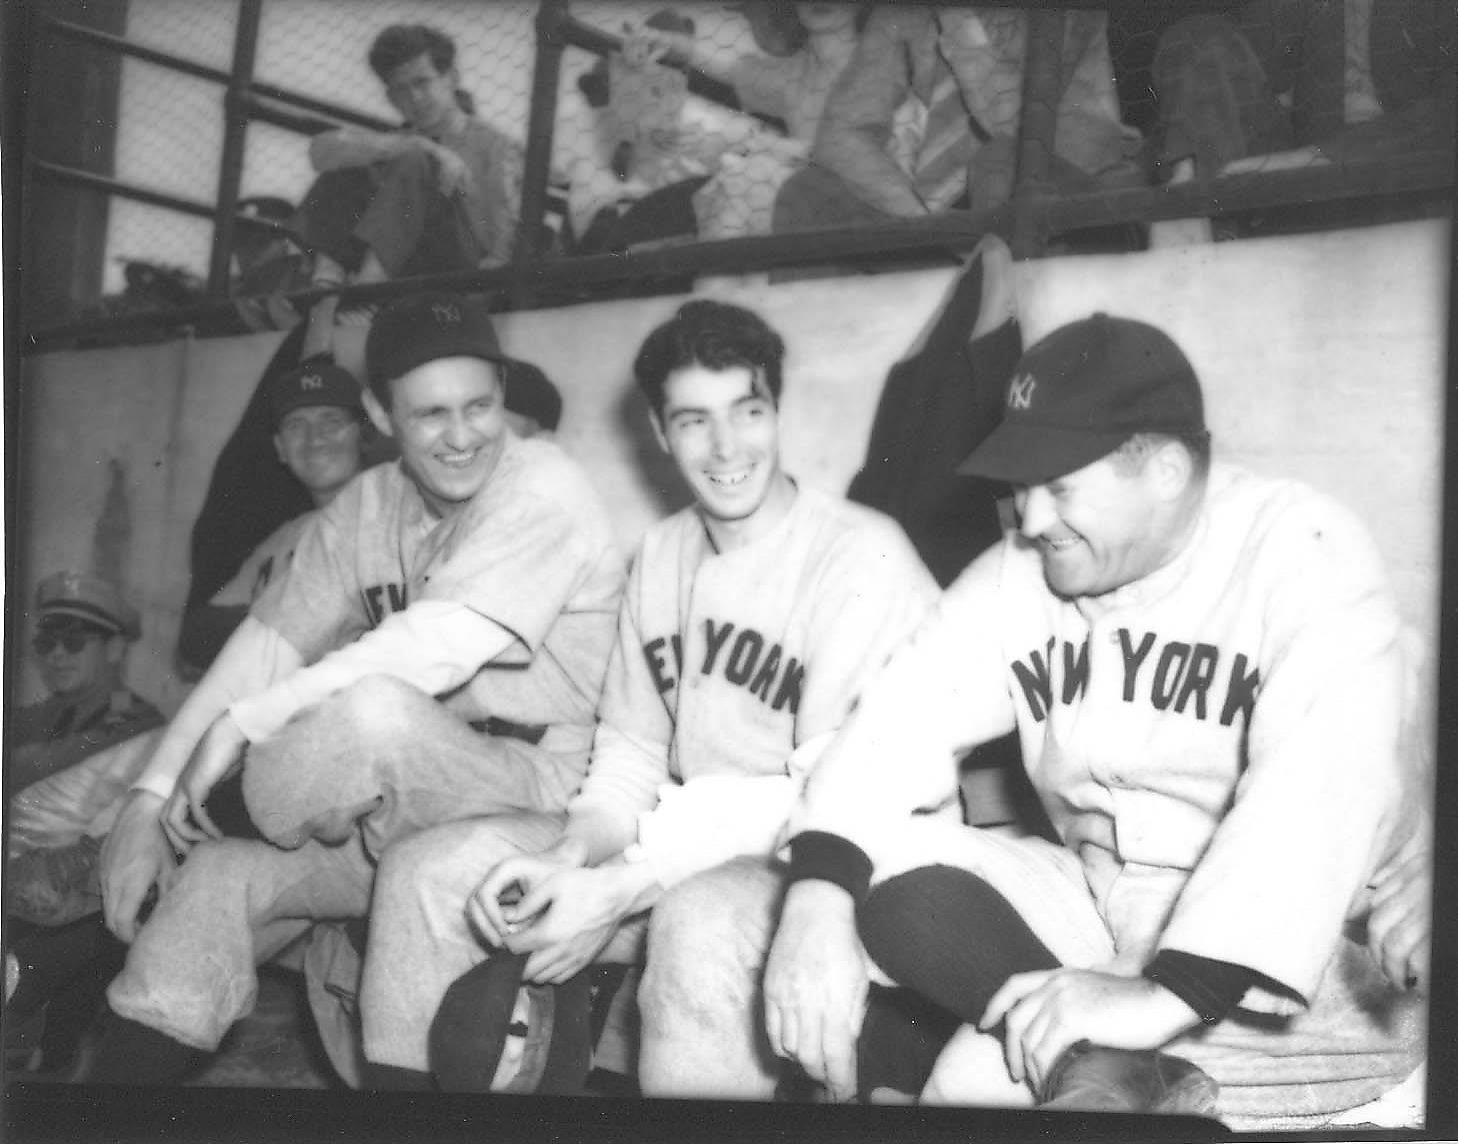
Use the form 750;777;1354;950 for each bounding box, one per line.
175;360;368;679
774;7;1145;235
620;2;868;244
1151;0;1455;187
291;24;527;351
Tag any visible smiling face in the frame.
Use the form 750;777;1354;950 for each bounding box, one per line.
652;363;794;550
384;51;460;135
366;356;508;518
273;405;364;506
1013;449;1186;599
33;621;122;701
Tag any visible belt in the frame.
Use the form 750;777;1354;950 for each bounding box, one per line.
470;716;548;745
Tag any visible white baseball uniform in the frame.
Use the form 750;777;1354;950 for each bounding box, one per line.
108;433;625;1052
358;483;939;1070
789;462;1426;1127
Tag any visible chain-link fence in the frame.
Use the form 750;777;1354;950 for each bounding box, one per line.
18;0;1455;345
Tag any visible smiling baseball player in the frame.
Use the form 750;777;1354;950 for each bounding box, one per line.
355;299;939;1090
644;313;1430;1129
84;292;623;1084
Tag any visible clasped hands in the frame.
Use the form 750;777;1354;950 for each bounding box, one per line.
467;849;649;985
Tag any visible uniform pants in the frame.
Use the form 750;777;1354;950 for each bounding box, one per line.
105;676;584;1051
639;818;1425;1128
360;812;647;1071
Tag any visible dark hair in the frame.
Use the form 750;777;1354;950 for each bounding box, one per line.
633;300;786;418
369;24;456;82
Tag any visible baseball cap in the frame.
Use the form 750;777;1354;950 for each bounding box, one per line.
269;360;365;427
502;360;564;432
958;313;1205;486
366;292;512;393
429;951;592;1095
34;570;140;639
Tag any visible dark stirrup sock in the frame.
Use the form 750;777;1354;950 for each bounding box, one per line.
856;984;964;1101
857;865;1061;1024
363;1062;435;1091
83;1007;204;1084
7;913;126;1020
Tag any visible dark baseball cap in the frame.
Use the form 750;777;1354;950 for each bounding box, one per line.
366;292;512;393
429;951;592;1095
958;313;1206;486
269;360;365;427
502;360;563;432
35;570;140;639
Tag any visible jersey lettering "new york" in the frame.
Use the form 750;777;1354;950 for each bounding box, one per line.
1012;629;1260;727
362;582;409;626
643;618;805;715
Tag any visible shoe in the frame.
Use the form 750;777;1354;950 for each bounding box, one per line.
1039;1041;1219;1116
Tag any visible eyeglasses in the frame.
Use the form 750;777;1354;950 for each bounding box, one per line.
32;630;102;655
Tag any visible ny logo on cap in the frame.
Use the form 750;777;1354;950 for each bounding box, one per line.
432;301;462;325
1007;373;1037;411
300;371;324;390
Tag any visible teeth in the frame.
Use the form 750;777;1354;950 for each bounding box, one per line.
1044;537;1080;551
708;470;750;487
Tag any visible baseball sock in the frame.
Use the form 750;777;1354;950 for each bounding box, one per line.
78;1005;203;1084
363;1062;434;1090
854;864;1060;1099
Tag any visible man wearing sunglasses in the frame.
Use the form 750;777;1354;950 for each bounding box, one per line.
9;572;163;797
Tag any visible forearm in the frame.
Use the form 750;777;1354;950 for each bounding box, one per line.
132;616;301;800
310;128;427;171
229;602;512;744
553;805;640;869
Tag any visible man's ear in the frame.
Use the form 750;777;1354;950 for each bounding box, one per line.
1150;439;1194;501
273;433;287;466
649;409;670;455
362;388;395;438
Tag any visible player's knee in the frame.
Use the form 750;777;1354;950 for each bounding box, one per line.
641;859;773;1032
330;674;430;741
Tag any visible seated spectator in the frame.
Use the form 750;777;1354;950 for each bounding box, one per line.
6;574;162;1075
229;195;315;333
292;23;527;349
1151;0;1454;186
8;573;163;804
357;299;938;1094
623;2;867;243
176;360;367;679
569;9;727;257
774;7;1144;233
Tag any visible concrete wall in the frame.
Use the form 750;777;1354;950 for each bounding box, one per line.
15;220;1450;738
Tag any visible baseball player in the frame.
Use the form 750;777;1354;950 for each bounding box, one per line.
356;299;939;1090
642;314;1430;1129
83;291;623;1084
177;359;367;676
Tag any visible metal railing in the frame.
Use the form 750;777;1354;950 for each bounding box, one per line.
19;0;1455;353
